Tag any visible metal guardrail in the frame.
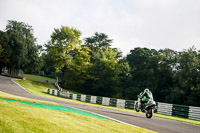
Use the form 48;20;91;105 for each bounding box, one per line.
157;102;173;116
189;106;200;121
46;88;60;96
55;77;62;91
46;88;200;121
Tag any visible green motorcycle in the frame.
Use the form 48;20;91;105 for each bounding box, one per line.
135;92;156;118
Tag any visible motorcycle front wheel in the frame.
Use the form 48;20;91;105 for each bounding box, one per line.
146;108;153;118
135;102;140;112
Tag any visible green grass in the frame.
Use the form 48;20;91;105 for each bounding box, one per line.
15;80;83;100
23;74;56;82
1;99;112;121
0;93;155;132
15;80;57;96
14;80;200;126
0;91;58;105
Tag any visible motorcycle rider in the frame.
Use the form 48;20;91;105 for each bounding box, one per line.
138;88;153;111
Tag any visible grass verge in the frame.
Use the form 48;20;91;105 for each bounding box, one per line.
14;80;200;126
0;91;58;105
0;100;156;133
23;74;56;82
0;91;155;133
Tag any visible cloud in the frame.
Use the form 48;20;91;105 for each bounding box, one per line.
0;0;200;55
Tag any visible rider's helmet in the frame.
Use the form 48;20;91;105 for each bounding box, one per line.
144;88;149;92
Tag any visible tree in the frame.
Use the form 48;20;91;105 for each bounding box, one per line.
40;52;56;77
60;46;91;91
4;20;41;74
117;57;131;98
172;47;200;105
46;26;82;72
83;48;121;97
113;48;123;59
45;26;92;91
84;32;113;51
23;45;43;74
156;49;177;102
127;48;159;86
0;30;10;72
126;47;167;100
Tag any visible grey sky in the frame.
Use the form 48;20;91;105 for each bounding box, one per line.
0;0;200;55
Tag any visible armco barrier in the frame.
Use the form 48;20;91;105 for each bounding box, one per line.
189;106;200;121
109;98;117;107
157;102;173;116
90;96;97;104
96;96;103;104
72;94;77;100
77;94;81;101
172;104;189;118
117;99;126;108
125;100;135;109
55;78;62;91
46;89;200;121
86;95;91;103
46;88;60;96
81;95;86;102
102;97;110;106
69;93;73;99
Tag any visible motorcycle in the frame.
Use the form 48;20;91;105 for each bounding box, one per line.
134;92;156;118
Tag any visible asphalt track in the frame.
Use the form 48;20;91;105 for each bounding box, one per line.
0;75;199;133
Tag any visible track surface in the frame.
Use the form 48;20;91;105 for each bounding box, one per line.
0;76;199;133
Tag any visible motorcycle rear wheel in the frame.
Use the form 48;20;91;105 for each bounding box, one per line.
146;108;153;118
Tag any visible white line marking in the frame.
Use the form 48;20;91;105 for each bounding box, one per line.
11;79;32;94
69;105;142;128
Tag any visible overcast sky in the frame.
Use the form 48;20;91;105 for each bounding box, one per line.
0;0;200;55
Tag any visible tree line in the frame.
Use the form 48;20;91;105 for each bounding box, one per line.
0;20;200;106
0;20;42;75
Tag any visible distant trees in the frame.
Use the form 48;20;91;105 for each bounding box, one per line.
126;48;173;101
44;26;91;91
35;24;200;106
0;20;42;75
83;48;121;97
84;32;112;51
45;29;123;97
125;47;200;106
82;32;123;97
45;26;82;72
172;47;200;106
1;20;200;106
0;31;10;72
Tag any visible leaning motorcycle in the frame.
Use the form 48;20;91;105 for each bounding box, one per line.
134;92;156;118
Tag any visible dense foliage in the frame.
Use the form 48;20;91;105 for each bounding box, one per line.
0;20;42;75
1;20;200;106
126;47;200;106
